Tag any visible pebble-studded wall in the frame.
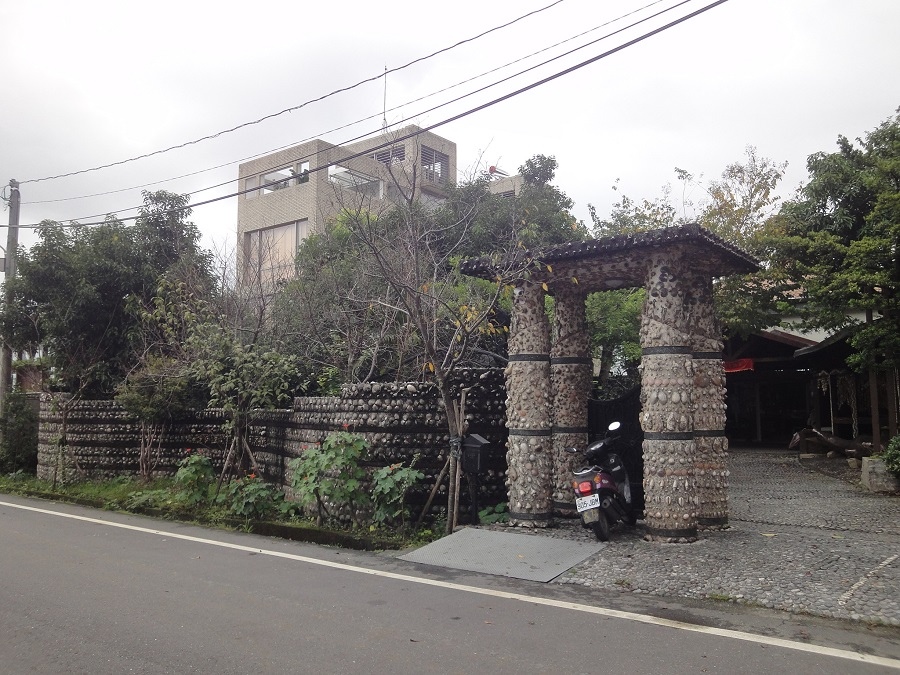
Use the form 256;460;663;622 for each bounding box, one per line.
503;281;554;527
35;371;509;515
37;397;230;484
550;286;593;515
639;253;700;542
688;272;730;529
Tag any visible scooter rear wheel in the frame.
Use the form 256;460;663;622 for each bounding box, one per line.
591;512;610;541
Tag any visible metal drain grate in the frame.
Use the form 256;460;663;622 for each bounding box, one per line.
399;527;604;582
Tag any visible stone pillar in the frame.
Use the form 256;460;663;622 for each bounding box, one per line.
550;286;592;515
639;253;699;542
688;273;729;529
504;281;554;527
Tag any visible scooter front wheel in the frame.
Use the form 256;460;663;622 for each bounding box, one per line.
591;512;610;541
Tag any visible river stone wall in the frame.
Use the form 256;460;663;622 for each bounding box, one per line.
688;272;729;529
35;371;509;512
550;285;592;514
37;396;230;484
639;253;700;543
504;281;554;527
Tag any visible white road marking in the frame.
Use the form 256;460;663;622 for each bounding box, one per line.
839;554;898;606
3;498;899;669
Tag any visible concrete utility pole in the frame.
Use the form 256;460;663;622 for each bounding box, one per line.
0;179;20;417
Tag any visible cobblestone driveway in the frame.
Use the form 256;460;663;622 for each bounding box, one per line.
500;448;900;626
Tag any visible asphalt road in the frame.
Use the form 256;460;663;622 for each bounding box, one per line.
1;494;898;674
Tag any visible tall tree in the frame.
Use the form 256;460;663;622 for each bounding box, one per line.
448;154;588;259
0;190;214;396
284;152;586;529
773;110;900;369
272;214;408;387
588;149;789;340
275;154;583;387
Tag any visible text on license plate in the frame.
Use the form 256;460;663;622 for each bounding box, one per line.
576;493;600;512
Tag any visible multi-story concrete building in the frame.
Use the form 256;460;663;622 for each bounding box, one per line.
237;125;457;284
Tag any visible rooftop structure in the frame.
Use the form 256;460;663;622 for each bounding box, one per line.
237;125;457;285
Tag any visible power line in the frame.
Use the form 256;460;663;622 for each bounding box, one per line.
19;0;568;186
24;0;673;207
18;0;730;229
17;0;731;230
22;0;696;227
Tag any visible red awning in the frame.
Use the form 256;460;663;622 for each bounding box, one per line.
724;358;754;373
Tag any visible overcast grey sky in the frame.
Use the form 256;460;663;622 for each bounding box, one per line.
1;0;898;253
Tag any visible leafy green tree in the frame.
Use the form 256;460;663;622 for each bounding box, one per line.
144;279;307;481
0;190;214;396
588;180;679;237
699;147;787;251
116;280;209;479
133;190;215;298
1;218;145;396
273;214;408;386
449;155;588;258
276;154;582;387
773;110;900;369
588;149;789;340
515;155;589;249
698;149;791;338
585;289;643;385
0;390;38;474
0;191;215;483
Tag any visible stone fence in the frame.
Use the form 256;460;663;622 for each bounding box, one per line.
36;371;509;510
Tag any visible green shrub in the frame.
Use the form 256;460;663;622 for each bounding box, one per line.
0;391;38;474
371;458;424;528
478;502;509;524
883;435;900;478
174;452;215;505
289;432;370;527
218;474;292;521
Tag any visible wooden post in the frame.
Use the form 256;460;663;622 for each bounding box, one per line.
887;369;898;440
869;368;882;452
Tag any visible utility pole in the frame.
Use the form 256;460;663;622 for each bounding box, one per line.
0;179;20;418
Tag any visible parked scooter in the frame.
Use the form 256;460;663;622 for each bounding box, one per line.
566;421;637;541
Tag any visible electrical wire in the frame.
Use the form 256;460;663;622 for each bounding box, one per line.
23;0;673;207
19;0;569;186
16;0;731;230
24;0;688;223
29;0;689;224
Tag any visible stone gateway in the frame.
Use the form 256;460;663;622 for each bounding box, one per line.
461;224;758;542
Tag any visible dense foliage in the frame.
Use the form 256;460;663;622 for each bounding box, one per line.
771;110;900;369
276;154;583;387
0;390;38;474
0;191;214;396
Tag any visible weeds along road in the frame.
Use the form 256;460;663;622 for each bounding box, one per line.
1;493;898;674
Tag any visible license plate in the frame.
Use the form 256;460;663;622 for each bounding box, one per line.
576;493;600;512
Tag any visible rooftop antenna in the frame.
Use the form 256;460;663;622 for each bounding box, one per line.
382;65;388;131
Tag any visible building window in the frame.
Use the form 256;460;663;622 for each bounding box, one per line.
372;146;405;165
328;164;382;199
422;146;449;185
293;161;310;184
244;175;258;199
261;168;294;194
243;219;309;285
